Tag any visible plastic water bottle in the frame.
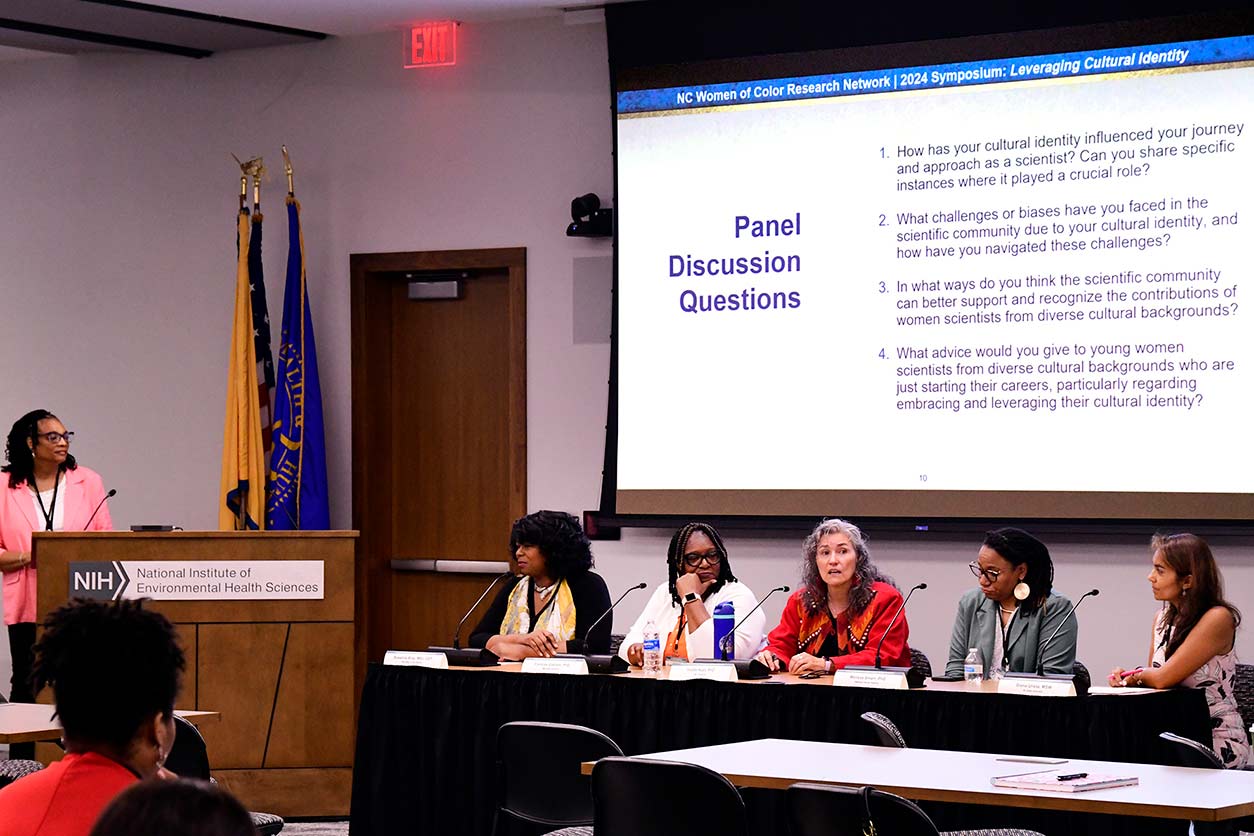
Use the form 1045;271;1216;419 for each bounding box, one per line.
964;647;984;687
712;601;735;659
642;620;662;674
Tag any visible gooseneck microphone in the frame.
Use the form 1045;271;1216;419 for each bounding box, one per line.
452;571;514;650
577;582;647;651
83;489;117;531
1036;588;1099;676
874;582;927;669
719;585;789;660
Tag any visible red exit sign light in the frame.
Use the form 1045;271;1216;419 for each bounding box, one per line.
406;21;457;68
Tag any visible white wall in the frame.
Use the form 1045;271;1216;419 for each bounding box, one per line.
1;16;1252;699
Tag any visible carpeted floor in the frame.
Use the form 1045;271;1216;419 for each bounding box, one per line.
281;822;349;836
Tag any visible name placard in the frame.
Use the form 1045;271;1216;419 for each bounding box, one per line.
832;669;909;690
997;677;1077;697
383;650;449;669
520;657;589;675
667;661;738;682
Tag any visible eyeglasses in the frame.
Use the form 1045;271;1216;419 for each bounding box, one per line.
39;432;74;444
968;561;1001;583
683;550;722;568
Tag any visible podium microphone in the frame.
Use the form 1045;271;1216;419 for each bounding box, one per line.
719;585;789;661
428;571;513;667
1036;588;1099;676
83;489;117;531
566;582;647;672
874;582;926;669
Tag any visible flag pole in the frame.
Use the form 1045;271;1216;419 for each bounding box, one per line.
282;145;295;197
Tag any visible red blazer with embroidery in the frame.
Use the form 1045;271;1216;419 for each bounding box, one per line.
764;582;911;669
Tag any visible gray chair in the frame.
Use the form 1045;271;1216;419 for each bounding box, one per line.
858;712;1045;836
1159;732;1254;836
166;715;285;836
1233;663;1254;732
0;757;44;788
493;721;622;836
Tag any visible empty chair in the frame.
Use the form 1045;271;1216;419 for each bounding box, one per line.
910;647;934;679
0;759;44;789
861;711;907;748
1159;732;1254;836
493;721;623;836
853;720;1049;836
165;716;285;836
788;783;1045;836
591;757;748;836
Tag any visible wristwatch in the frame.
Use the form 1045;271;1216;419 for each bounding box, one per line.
681;591;700;605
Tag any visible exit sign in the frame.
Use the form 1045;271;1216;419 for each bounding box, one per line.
406;21;457;68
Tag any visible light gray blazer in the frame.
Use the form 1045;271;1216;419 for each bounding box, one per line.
944;588;1078;678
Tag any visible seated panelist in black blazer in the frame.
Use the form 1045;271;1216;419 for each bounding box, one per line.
469;510;612;659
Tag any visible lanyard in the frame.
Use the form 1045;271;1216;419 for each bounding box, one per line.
999;607;1019;669
33;473;61;532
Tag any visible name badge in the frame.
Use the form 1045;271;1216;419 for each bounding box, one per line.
997;676;1076;697
521;656;589;675
383;650;449;669
667;661;738;682
832;669;909;690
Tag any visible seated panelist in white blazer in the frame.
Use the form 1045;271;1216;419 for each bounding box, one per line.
619;523;767;665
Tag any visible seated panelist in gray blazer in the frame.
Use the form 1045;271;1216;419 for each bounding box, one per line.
945;527;1077;679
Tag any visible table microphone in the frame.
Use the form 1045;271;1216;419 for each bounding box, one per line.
719;585;789;661
83;489;117;531
569;582;647;655
452;571;514;650
873;582;926;669
1036;588;1099;676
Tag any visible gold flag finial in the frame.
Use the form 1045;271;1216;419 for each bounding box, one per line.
232;154;266;212
281;145;295;196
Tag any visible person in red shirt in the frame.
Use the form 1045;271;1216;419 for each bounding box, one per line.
0;599;185;836
757;518;911;674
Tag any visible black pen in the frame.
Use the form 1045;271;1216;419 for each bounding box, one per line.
1056;772;1088;781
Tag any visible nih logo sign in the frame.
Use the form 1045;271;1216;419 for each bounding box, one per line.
69;561;130;601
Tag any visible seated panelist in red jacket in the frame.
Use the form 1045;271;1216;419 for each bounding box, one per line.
756;518;911;675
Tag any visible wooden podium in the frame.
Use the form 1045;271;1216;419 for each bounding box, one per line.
33;531;360;816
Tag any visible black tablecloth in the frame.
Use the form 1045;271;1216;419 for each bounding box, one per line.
350;664;1211;836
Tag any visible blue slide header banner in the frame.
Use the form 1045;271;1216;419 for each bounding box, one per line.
617;35;1254;115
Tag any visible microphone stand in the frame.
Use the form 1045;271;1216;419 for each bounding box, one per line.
1001;588;1098;694
845;582;927;688
693;585;789;680
428;572;514;666
564;582;647;674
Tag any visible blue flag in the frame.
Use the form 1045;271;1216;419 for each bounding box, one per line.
267;197;330;529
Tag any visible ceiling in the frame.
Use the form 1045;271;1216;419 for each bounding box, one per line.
0;0;611;61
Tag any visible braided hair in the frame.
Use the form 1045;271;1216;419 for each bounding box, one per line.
666;522;737;606
32;599;184;750
4;409;78;489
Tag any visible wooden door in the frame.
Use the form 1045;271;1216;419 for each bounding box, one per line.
351;248;525;660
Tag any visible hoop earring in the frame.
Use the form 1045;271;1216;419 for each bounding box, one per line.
1013;582;1031;601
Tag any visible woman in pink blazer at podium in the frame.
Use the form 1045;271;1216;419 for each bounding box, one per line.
0;410;112;717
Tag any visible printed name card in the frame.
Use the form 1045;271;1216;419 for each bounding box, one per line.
832;669;909;690
383;650;449;669
667;661;738;682
997;677;1077;697
521;656;590;675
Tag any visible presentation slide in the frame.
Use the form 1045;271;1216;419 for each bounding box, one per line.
614;33;1254;519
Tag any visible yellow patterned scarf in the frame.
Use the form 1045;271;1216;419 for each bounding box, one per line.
499;577;578;640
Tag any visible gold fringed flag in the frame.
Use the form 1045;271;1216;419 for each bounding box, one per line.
219;205;267;530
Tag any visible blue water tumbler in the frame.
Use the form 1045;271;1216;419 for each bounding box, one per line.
713;601;735;659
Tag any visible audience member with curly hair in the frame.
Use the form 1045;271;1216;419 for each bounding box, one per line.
469;510;612;657
0;598;185;836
